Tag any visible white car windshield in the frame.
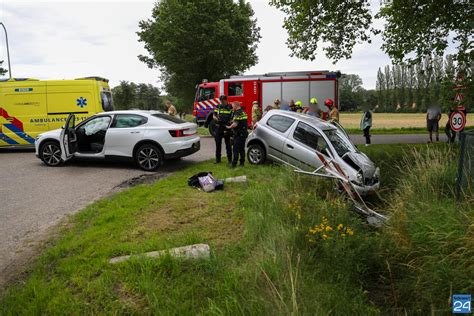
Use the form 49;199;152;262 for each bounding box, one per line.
323;129;357;157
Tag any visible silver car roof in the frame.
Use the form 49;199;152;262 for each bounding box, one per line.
265;110;336;131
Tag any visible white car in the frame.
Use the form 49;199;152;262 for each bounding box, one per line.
35;111;200;171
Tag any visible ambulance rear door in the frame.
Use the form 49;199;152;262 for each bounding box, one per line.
0;80;46;145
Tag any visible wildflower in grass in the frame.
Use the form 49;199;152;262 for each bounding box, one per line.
306;216;354;244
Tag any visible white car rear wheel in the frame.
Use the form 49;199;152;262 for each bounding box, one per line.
135;144;163;171
40;141;62;167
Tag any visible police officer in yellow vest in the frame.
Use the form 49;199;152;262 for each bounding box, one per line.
213;95;233;164
227;101;248;168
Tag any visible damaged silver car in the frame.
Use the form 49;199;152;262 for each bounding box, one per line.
246;110;380;196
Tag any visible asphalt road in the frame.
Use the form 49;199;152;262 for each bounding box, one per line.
0;133;443;289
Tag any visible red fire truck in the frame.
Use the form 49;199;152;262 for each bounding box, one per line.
193;70;341;133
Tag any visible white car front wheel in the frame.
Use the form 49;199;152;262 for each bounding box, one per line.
40;141;63;167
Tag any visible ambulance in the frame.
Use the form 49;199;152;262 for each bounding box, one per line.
0;76;113;146
193;70;341;134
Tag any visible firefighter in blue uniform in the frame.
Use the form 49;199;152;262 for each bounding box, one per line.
213;95;233;164
227;101;248;168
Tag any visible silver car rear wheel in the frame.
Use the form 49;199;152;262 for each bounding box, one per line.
40;141;62;167
135;144;163;171
247;144;266;165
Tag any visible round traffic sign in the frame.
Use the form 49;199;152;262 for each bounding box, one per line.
450;111;466;132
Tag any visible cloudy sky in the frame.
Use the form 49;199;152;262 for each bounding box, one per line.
0;0;394;90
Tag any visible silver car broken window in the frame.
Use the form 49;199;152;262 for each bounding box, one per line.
293;122;329;152
323;129;356;157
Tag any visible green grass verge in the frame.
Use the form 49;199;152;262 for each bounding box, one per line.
1;144;472;314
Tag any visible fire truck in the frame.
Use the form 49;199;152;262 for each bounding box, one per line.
193;70;341;134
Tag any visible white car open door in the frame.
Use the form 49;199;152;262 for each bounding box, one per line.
60;114;77;161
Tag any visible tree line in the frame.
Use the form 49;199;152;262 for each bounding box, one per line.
111;81;177;112
339;55;472;113
375;55;472;112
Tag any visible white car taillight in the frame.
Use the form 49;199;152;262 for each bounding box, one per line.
169;128;196;137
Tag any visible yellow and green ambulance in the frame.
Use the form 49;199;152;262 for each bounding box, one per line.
0;76;113;146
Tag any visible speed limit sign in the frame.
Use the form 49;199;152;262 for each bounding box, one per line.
450;111;466;132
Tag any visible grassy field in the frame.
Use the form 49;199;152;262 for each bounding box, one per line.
340;112;474;129
1;144;472;314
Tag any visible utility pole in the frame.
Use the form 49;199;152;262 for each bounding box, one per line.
0;22;12;79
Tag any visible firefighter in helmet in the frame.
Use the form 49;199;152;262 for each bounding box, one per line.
213;95;233;164
295;100;303;112
227;101;248;168
325;99;339;122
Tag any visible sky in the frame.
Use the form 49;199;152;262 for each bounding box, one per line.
0;0;395;90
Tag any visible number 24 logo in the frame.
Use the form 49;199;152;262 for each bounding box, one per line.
453;300;471;313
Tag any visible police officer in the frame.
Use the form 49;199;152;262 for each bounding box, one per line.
213;95;233;164
227;101;248;168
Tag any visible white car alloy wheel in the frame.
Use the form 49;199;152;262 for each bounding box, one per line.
247;144;265;165
136;144;162;171
40;141;62;167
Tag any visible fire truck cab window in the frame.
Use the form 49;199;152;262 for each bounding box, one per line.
197;87;215;101
228;82;243;96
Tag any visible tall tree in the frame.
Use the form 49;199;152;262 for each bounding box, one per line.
272;0;472;67
376;67;385;108
384;65;393;110
415;62;426;111
112;81;137;110
137;0;261;108
339;74;364;111
406;65;416;108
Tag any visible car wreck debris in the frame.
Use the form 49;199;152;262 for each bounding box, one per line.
224;175;247;183
109;243;211;264
274;151;388;226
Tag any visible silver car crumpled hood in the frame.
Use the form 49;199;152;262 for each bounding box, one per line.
344;152;377;178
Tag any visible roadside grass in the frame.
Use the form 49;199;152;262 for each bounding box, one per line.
1;144;473;314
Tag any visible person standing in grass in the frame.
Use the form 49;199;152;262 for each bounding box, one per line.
227;101;248;168
360;108;372;146
426;104;442;142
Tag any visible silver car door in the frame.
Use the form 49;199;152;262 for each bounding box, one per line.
261;114;296;160
284;121;330;171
